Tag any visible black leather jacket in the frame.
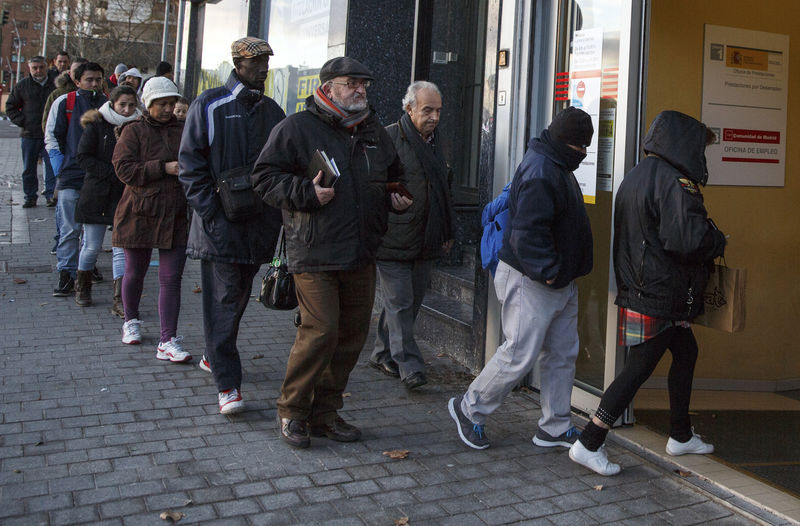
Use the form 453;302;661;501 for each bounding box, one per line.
614;111;726;320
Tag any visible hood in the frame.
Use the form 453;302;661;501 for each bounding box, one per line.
643;110;709;185
80;109;102;128
54;71;75;89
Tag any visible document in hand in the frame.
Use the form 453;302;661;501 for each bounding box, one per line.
308;149;341;188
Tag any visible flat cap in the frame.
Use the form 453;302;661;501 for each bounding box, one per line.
231;37;274;59
319;57;374;83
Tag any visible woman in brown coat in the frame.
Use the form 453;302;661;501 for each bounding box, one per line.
112;77;190;362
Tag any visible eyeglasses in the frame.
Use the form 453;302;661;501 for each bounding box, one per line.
330;79;371;89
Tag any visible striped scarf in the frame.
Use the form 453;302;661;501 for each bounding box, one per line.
313;87;370;129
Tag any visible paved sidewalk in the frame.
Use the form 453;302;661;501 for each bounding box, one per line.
0;132;785;525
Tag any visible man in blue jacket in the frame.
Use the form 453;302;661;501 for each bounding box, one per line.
45;62;107;296
449;107;594;450
179;37;284;415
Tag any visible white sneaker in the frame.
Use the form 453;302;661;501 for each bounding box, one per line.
199;355;211;373
121;319;142;345
666;428;714;456
156;336;192;363
569;440;621;476
219;388;244;414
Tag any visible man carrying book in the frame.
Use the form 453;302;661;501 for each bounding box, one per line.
179;37;285;415
253;57;412;448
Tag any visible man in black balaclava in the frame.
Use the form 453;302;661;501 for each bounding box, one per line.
449;106;594;451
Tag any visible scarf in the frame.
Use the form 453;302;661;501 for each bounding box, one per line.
399;113;454;254
540;129;587;172
98;100;141;127
313;87;370;129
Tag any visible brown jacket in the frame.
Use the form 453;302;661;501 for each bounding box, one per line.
112;115;187;249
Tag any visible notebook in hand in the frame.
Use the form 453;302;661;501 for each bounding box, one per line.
308;149;340;188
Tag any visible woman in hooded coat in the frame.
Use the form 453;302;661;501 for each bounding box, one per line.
74;85;141;312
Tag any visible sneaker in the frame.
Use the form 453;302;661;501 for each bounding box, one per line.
91;266;104;283
278;415;310;449
666;428;714;456
121;319;142;345
49;244;57;256
52;270;74;296
533;426;581;448
22;198;36;208
156;336;192;362
310;416;362;442
448;396;489;449
569;440;621;476
219;388;244;414
199;355;212;373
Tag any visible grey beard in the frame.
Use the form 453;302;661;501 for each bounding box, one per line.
338;99;368;113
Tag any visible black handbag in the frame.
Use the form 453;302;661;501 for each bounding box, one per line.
259;231;298;310
216;165;262;222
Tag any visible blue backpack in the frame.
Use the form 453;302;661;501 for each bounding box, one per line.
480;181;512;275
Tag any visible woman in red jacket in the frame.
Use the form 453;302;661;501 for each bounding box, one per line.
111;77;189;362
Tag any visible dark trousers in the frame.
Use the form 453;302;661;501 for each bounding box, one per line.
122;247;187;343
596;326;698;439
200;260;261;392
21;137;55;200
371;259;434;379
277;263;376;424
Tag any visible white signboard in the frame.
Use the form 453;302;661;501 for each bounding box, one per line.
702;25;789;186
570;28;604;204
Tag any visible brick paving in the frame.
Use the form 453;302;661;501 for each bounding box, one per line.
0;126;786;525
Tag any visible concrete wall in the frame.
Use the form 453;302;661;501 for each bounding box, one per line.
647;0;800;387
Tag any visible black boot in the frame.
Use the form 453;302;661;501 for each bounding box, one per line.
53;270;75;297
75;270;93;307
91;266;104;283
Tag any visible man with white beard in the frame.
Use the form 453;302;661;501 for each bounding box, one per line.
253;57;411;449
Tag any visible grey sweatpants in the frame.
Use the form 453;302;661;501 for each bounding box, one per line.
461;260;579;437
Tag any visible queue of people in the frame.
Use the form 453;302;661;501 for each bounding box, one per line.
9;42;724;477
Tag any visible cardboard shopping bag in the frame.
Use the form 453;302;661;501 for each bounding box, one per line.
693;264;747;332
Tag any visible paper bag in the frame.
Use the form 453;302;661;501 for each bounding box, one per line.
693;264;746;332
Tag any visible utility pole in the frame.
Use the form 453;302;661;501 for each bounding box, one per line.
12;16;19;84
160;0;171;61
41;0;50;56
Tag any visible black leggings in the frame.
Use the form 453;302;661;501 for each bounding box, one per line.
595;326;698;441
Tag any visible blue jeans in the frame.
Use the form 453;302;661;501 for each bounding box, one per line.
21;138;55;200
55;188;81;275
78;223;107;271
49;150;64;246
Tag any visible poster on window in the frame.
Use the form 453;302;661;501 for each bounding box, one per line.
701;25;789;186
570;27;603;204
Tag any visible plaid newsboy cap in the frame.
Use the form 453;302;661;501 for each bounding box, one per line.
231;37;274;59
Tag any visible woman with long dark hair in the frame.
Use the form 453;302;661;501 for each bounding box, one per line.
74;85;141;313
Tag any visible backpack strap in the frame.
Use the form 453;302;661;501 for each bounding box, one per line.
65;90;77;125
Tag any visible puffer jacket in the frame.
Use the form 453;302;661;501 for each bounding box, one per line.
5;73;55;138
376;116;455;261
252;97;402;273
498;135;593;289
112;115;187;249
179;71;285;264
614;110;727;320
75;109;125;225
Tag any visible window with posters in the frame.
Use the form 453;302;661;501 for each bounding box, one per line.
264;0;344;116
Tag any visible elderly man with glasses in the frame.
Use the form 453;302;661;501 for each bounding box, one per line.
253;57;411;449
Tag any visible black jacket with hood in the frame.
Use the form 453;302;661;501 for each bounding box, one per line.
252;96;402;273
613;110;727;320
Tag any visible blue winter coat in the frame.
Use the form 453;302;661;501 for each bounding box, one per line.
179;71;285;264
498;137;593;289
44;89;107;191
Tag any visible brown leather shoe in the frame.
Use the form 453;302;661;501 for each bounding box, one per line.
402;371;428;390
310;417;362;442
75;270;93;307
277;415;310;448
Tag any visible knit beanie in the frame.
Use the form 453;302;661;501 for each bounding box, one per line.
547;106;594;148
141;77;181;108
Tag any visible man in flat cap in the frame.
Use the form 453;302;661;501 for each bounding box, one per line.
253;56;412;448
449;106;594;451
179;37;285;415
